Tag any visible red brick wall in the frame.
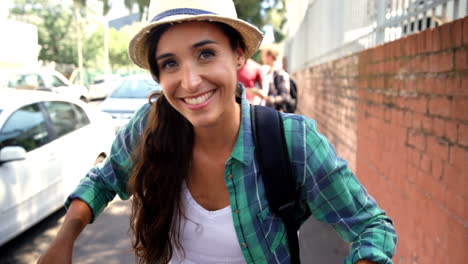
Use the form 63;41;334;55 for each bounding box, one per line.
292;17;467;263
294;56;359;172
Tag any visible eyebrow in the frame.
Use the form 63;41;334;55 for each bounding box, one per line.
156;53;174;61
193;40;217;48
156;40;218;61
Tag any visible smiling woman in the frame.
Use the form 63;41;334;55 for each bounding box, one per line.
38;0;397;264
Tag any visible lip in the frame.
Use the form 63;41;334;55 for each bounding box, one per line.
180;89;216;110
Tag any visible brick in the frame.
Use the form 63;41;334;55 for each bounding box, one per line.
445;76;467;96
416;31;426;55
428;97;452;117
432;26;442;52
420;172;446;203
452;19;463;47
447;218;467;263
407;97;428;113
451;97;468;121
443;164;463;197
412;112;424;129
427;136;449;161
420;55;430;73
445;192;465;219
430;52;454;72
463;16;468;45
407;162;421;183
421;115;433;133
449;145;468;171
454;48;467;71
432;118;445;138
425;28;434;53
432;158;444;180
444;120;458;143
427;77;446;95
404;111;412;127
408;130;426;151
440;23;453;50
416;77;427;93
406;79;416;92
420;154;432;173
458;123;468;147
392;109;405;126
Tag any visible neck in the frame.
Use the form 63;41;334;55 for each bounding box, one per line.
193;103;241;156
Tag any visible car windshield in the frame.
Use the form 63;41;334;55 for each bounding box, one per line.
109;78;160;99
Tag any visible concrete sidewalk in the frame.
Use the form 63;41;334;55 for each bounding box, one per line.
72;199;349;263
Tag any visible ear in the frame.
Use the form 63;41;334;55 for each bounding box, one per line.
234;47;246;70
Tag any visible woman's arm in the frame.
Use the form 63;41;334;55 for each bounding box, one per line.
37;200;92;264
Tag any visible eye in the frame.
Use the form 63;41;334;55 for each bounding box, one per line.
160;59;177;70
199;49;215;60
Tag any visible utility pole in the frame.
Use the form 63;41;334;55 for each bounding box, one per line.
73;1;85;86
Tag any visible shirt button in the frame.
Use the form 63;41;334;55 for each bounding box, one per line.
241;243;248;248
234;209;240;214
228;174;233;179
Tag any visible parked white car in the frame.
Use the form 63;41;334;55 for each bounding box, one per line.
87;74;123;100
100;74;161;132
0;89;115;246
6;69;89;102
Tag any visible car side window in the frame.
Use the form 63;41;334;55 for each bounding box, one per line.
50;76;66;87
0;103;50;152
72;104;90;128
44;101;88;138
10;74;45;90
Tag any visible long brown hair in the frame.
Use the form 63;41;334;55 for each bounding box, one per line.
128;22;245;263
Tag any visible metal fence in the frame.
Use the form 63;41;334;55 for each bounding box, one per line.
285;0;468;72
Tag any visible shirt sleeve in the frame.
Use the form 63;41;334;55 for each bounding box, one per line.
65;103;151;222
300;117;397;264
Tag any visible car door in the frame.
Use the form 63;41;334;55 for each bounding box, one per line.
0;103;61;244
42;101;96;196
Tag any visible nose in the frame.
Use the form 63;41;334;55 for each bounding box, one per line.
180;62;202;92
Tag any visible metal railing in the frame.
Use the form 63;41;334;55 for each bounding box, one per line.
285;0;468;72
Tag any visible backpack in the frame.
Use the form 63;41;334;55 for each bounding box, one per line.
250;105;301;264
273;71;298;113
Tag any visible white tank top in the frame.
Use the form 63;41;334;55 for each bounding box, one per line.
170;183;246;264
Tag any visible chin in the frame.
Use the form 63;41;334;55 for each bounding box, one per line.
187;112;221;128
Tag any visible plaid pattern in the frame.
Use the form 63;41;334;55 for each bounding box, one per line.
66;89;397;264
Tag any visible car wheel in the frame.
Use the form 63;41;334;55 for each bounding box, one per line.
94;154;107;166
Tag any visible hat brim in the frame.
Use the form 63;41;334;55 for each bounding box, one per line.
128;14;264;70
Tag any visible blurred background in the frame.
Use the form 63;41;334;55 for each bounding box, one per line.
0;0;467;263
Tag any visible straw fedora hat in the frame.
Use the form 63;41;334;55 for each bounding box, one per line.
128;0;264;70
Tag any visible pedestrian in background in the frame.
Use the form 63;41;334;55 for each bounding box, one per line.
237;58;263;104
259;44;296;112
38;0;397;263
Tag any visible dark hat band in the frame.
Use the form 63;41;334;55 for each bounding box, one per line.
151;8;217;23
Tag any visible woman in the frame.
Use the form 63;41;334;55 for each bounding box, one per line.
38;0;397;263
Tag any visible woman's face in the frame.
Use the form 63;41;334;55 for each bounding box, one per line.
155;21;245;128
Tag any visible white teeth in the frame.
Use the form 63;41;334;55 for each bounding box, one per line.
185;91;213;105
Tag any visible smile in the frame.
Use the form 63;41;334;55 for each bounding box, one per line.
184;90;215;105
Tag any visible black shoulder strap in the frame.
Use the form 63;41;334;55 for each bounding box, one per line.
250;105;300;264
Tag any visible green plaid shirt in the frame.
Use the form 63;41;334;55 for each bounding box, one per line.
67;89;397;264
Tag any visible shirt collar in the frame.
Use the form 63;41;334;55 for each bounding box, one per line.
230;84;255;166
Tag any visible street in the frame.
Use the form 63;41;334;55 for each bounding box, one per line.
0;197;349;264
